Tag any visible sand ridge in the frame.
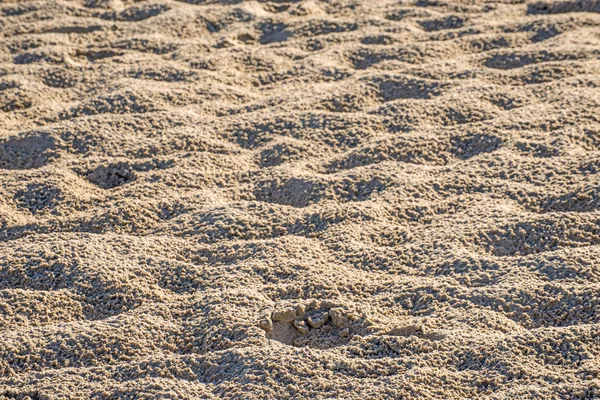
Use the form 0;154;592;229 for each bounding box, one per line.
1;0;600;398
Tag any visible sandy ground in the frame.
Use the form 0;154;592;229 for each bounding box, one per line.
0;0;600;398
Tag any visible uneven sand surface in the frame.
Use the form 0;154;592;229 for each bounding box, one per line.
1;0;600;398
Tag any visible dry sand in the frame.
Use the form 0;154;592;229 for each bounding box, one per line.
1;0;600;398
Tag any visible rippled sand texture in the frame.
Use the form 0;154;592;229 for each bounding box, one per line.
1;0;600;398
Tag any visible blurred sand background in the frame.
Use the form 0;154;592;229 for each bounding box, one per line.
1;0;600;398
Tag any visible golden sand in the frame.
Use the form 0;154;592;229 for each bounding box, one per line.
1;0;600;398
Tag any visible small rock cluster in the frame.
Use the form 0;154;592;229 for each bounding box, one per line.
260;300;361;340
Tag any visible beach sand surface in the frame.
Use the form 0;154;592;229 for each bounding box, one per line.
1;0;600;398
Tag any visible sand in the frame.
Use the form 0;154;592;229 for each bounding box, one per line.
0;0;600;398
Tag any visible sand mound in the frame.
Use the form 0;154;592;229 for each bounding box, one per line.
1;0;600;398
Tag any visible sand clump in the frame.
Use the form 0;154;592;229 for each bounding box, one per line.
1;0;600;398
